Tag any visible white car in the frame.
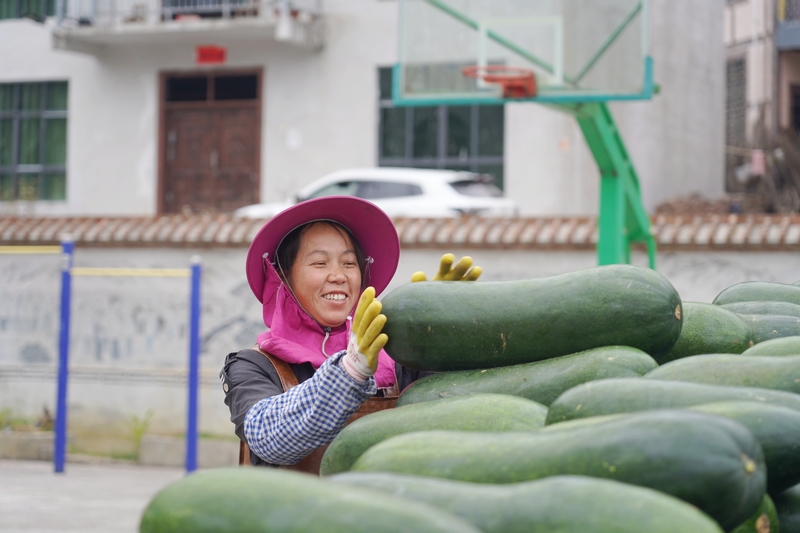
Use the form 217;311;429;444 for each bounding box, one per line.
234;167;518;219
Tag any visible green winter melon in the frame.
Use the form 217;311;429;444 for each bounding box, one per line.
737;314;800;344
139;467;481;533
656;302;753;364
545;378;800;424
731;494;779;533
381;264;682;371
774;483;800;533
319;393;547;476
713;281;800;306
350;410;765;531
722;300;800;318
330;473;724;533
744;335;800;356
395;345;656;407
644;354;800;395
688;400;800;494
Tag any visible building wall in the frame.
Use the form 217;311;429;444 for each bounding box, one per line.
1;245;799;444
724;0;778;139
0;0;724;217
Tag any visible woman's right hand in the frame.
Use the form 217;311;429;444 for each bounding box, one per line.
343;287;387;381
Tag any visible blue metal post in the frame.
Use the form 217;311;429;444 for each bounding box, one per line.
185;256;202;473
54;239;74;473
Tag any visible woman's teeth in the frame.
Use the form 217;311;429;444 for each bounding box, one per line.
323;294;346;301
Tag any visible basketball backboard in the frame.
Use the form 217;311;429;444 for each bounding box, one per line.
395;0;653;105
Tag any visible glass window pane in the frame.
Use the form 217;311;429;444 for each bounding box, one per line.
19;118;40;164
478;106;504;156
20;0;44;18
305;181;359;200
166;77;207;102
214;75;257;101
447;106;471;158
476;164;504;191
0;175;13;200
18;174;39;200
0;0;16;19
47;82;68;110
380;107;406;158
412;107;438;159
379;67;393;101
43;173;66;200
45;118;66;165
357;181;422;199
449;177;502;197
0;119;12;165
0;85;13;110
19;83;42;111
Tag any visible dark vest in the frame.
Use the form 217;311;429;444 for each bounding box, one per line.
238;348;398;475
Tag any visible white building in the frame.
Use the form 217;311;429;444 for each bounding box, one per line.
0;0;724;218
724;0;800;202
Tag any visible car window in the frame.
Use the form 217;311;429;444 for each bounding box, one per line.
449;177;503;198
356;181;423;199
305;181;359;199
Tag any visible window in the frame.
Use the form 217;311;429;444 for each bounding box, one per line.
449;178;502;198
305;181;360;199
356;180;422;199
165;73;259;102
377;67;505;190
304;179;423;201
0;0;55;20
792;86;800;132
0;81;68;201
725;58;746;148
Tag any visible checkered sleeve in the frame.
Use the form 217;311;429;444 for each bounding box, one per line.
243;350;377;465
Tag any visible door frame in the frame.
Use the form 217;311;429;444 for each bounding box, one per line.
157;67;263;215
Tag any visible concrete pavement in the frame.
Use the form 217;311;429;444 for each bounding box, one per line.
0;459;185;533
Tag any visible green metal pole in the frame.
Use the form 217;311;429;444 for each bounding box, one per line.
597;175;627;265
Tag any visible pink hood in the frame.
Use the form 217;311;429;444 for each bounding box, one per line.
256;259;396;388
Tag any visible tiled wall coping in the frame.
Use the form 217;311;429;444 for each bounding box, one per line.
1;213;800;251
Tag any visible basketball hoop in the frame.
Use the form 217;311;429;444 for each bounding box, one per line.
462;65;537;99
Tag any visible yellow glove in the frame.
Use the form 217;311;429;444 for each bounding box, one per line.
343;287;388;381
411;253;483;282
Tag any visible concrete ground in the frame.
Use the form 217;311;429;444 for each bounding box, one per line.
0;459;185;533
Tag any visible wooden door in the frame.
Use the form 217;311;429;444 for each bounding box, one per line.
160;70;261;214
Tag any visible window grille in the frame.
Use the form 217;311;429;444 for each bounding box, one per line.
0;82;68;201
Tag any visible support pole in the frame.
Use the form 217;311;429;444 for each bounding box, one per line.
185;256;202;473
54;239;74;473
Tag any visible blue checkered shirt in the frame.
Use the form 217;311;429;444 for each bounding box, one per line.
243;350;376;465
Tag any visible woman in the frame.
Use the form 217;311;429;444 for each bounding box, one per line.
220;195;480;469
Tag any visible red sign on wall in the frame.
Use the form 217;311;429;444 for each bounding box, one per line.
196;45;227;65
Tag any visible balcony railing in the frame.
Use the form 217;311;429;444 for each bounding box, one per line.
53;0;320;30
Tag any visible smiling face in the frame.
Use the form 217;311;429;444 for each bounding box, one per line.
286;222;363;328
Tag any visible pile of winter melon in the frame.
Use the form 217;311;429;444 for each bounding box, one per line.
140;265;800;533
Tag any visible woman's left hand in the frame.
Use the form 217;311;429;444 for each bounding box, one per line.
411;253;483;282
344;287;388;381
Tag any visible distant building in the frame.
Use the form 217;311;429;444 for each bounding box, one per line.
723;0;800;207
1;0;723;218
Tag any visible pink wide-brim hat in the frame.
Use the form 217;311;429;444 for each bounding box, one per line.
245;195;401;312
